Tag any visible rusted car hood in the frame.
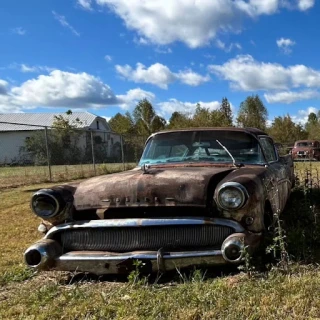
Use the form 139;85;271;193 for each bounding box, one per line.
73;166;236;210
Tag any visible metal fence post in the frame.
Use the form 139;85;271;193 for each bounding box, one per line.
90;130;96;175
44;126;52;181
120;135;125;171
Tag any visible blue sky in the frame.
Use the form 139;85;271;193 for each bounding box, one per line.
0;0;319;124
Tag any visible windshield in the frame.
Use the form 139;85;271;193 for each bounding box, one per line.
296;142;314;147
139;131;265;165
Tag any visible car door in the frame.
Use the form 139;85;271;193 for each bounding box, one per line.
259;136;290;213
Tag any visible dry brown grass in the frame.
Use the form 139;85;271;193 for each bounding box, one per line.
0;183;55;279
0;163;136;189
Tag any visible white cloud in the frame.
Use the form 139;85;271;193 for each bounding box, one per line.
276;38;296;54
117;88;155;110
154;47;172;54
11;70;117;108
0;71;155;112
297;0;315;11
264;90;320;104
77;0;93;10
0;80;8;95
116;63;174;89
216;40;242;52
208;55;320;91
20;64;54;73
102;116;111;122
11;27;26;35
104;55;112;62
52;11;80;37
157;98;221;117
236;0;279;16
0;97;23;113
176;69;211;86
0;80;23;112
115;62;210;89
291;107;319;124
93;0;314;48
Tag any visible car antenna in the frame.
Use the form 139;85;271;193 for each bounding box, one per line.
216;139;242;168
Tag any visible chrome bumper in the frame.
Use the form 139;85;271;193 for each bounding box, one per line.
24;218;261;274
55;250;227;274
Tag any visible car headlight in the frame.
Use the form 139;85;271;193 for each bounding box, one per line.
217;182;248;210
31;189;64;219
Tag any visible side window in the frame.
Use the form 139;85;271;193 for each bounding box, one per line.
259;137;277;162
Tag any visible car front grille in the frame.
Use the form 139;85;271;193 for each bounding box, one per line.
56;225;234;252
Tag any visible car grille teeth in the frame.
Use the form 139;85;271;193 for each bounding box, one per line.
57;225;234;252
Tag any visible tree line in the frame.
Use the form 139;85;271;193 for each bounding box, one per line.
109;95;318;161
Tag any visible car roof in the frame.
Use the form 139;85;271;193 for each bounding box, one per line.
295;140;319;143
152;127;268;137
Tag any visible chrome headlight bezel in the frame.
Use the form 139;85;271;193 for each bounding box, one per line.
216;182;248;211
31;189;64;219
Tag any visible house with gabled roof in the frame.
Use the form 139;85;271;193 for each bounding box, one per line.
0;112;121;165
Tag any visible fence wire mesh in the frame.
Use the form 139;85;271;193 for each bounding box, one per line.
2;121;319;190
0;121;142;188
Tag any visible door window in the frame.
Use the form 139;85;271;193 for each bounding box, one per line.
259;137;277;162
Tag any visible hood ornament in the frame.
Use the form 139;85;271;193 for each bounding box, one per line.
141;163;151;174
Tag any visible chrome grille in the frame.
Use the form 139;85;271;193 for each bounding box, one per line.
57;225;234;252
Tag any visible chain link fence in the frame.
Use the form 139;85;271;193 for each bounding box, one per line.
0;122;143;188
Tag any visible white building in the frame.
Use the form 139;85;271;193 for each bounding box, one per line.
0;112;121;165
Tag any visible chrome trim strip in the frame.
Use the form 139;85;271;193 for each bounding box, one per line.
45;217;245;239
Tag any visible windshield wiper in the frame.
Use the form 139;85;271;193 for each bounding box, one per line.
216;139;244;168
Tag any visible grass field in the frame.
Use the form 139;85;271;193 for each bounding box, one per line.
0;162;136;189
1;162;320;319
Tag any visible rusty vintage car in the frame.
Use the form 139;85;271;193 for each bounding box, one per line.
24;128;294;274
291;140;320;161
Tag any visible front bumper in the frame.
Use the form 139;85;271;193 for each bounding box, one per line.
24;218;261;274
55;250;227;274
293;152;317;161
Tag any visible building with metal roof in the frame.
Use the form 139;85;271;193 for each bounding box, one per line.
0;112;110;131
0;112;120;165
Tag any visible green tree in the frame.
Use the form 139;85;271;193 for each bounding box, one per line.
108;112;139;162
219;97;233;126
133;98;166;136
305;112;320;139
167;111;191;129
108;112;135;135
236;95;268;130
22;110;85;165
108;99;166;162
268;114;307;144
191;103;225;127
